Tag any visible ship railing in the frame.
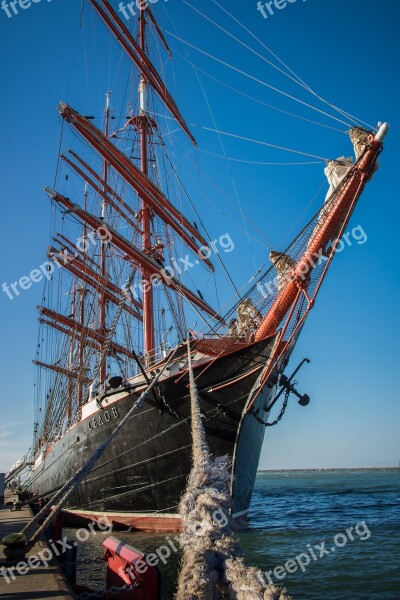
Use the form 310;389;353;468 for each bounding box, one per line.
5;454;33;483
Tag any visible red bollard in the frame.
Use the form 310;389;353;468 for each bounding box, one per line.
49;506;63;542
102;536;161;599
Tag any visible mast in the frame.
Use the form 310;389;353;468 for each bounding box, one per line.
86;0;202;368
99;91;111;382
51;1;216;386
66;277;76;424
77;183;88;407
138;9;155;367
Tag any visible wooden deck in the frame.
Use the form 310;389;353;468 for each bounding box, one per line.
0;493;76;599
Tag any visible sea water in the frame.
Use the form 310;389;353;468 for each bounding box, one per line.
69;469;400;599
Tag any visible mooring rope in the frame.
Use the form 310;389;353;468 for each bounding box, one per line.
175;339;291;599
16;345;180;547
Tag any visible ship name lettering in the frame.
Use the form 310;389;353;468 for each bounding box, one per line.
88;406;119;431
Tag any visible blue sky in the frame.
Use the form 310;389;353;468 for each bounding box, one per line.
0;0;399;472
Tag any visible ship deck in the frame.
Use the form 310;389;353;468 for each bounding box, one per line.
0;491;75;599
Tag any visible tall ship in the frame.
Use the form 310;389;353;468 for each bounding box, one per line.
26;0;388;530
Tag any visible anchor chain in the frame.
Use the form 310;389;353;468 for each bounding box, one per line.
251;388;290;427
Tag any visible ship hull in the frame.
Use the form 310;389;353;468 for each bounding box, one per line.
30;336;281;530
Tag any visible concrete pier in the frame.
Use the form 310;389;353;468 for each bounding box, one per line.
0;493;76;599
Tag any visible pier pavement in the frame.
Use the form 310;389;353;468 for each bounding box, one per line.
0;491;75;599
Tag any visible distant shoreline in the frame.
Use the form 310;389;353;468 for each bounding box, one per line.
257;467;399;472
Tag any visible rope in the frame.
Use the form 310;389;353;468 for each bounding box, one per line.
192;125;331;162
182;0;309;90
193;69;259;272
175;339;291;599
20;345;180;546
199;148;323;165
163;28;352;128
190;62;345;133
160;4;259;275
161;148;242;297
208;0;375;131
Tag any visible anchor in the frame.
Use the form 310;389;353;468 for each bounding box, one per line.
267;358;311;412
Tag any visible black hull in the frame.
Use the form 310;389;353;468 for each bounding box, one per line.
30;337;280;528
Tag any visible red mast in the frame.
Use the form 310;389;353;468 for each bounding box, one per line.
99;92;111;382
138;9;155;367
56;2;210;370
77;183;88;406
